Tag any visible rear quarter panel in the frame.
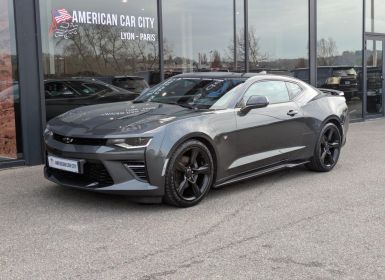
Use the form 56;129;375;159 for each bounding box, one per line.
301;95;349;155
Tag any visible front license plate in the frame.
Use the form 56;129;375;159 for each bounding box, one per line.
345;81;351;85
48;155;80;173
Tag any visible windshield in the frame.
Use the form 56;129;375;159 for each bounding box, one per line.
136;78;244;109
67;81;114;95
211;83;245;109
113;78;149;92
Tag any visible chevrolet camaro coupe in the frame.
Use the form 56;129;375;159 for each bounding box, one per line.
44;72;349;207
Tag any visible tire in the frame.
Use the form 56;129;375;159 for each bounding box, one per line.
164;140;214;207
306;122;342;172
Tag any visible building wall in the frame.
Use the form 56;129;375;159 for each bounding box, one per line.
0;0;385;167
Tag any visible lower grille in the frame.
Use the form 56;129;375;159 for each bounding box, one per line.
123;161;148;182
47;162;114;188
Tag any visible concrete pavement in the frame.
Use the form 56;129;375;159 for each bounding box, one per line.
1;119;385;279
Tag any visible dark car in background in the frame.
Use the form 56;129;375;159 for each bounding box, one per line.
70;75;150;94
45;79;138;120
110;76;149;94
293;66;361;101
318;66;359;101
44;72;348;207
135;70;183;86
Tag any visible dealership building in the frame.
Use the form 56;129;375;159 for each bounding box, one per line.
0;0;384;168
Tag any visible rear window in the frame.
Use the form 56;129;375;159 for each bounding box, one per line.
332;68;357;77
112;78;148;92
286;82;302;99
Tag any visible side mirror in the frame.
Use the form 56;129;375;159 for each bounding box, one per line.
239;95;269;115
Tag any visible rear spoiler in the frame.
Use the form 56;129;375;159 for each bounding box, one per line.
318;88;345;96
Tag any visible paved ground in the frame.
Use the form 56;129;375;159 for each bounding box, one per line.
1;119;385;280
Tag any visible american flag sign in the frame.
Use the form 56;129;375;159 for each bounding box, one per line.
49;8;72;34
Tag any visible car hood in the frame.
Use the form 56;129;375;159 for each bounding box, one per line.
48;101;203;137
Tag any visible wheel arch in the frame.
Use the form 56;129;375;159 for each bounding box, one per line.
323;115;344;138
166;132;219;182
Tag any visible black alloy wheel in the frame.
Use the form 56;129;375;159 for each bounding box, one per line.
164;140;214;207
307;122;342;172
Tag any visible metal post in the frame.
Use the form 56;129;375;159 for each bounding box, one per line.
363;0;367;119
309;0;317;86
13;0;45;165
244;0;249;72
157;0;164;81
233;0;237;71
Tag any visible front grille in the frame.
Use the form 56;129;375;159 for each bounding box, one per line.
123;161;148;182
48;162;114;188
53;133;107;146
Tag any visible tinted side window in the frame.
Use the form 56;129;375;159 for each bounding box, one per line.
243;81;290;104
286;82;302;99
45;82;76;99
82;83;111;94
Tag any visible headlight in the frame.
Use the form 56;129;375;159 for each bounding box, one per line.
107;137;152;149
44;127;53;137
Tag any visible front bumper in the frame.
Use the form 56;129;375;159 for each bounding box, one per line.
44;166;161;197
44;136;164;198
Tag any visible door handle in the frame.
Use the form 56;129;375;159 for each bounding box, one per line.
287;110;299;117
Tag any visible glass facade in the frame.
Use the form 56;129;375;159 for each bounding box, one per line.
317;0;363;120
0;0;22;161
3;0;385;166
365;39;384;115
162;0;235;74
39;0;159;120
248;0;309;78
366;0;385;33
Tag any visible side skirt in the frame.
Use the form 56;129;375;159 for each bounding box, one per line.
214;161;309;188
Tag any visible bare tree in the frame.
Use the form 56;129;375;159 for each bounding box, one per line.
317;37;338;66
51;24;159;77
211;50;222;69
226;27;268;70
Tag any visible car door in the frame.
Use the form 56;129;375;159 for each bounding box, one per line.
229;80;307;175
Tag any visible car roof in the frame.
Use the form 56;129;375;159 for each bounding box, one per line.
44;78;107;84
112;76;144;79
172;72;261;79
245;74;311;85
172;72;309;86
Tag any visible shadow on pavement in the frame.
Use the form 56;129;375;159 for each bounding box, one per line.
37;165;312;211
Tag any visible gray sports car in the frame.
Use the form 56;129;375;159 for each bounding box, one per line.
44;72;349;207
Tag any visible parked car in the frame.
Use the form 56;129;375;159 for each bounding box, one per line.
135;70;183;86
292;66;361;101
110;76;149;94
319;66;360;101
45;79;138;120
44;72;349;207
72;75;150;94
